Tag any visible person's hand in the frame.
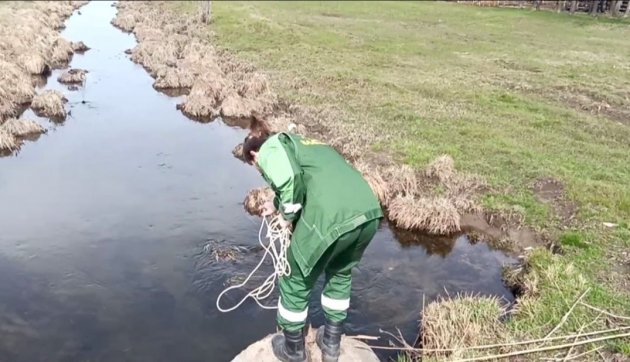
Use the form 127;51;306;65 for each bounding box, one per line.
260;200;276;217
278;216;291;229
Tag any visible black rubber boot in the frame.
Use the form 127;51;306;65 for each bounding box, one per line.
271;329;309;362
316;320;343;362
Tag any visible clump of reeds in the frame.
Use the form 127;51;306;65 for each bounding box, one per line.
0;118;46;137
57;68;87;84
243;187;275;216
31;90;67;119
0;129;20;152
71;41;90;52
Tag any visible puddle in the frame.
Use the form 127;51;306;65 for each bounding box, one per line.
0;2;515;361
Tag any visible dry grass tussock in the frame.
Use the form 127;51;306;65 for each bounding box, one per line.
419;295;510;361
0;118;45;137
50;37;74;68
58;68;88;84
425;155;456;183
116;1;278;120
232;143;244;161
243;187;275;216
18;53;49;75
0;59;35;116
31;90;68;119
353;160;390;205
0;129;20;152
376;155;484;234
0;1;81;120
71;41;90;52
154;67;195;89
388;195;461;235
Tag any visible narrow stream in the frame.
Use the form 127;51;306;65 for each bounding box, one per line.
0;2;515;361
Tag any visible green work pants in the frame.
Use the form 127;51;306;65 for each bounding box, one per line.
276;219;379;331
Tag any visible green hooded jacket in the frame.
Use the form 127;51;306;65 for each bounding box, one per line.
257;132;383;277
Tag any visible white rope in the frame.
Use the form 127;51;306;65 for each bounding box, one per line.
216;214;292;312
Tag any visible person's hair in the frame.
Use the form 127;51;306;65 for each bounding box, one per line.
242;113;271;164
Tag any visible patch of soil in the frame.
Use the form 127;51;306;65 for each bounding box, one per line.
461;212;546;254
532;177;577;225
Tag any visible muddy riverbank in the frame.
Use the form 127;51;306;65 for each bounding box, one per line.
0;2;516;361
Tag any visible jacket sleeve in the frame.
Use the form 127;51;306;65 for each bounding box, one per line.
257;136;305;222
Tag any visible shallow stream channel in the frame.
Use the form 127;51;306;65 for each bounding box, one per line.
0;2;516;361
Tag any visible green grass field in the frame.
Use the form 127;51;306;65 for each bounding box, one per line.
170;1;630;356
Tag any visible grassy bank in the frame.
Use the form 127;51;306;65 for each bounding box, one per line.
169;1;630;357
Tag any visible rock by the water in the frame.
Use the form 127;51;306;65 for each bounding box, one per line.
232;327;379;362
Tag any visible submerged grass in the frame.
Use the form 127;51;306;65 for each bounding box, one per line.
165;0;630;357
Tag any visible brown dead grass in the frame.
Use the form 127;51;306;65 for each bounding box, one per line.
111;12;138;32
425;155;456;183
353;160;390;205
116;1;278;123
31;90;67;119
50;37;74;68
0;0;81;123
71;41;90;52
232;142;244;161
0;59;35;109
385;164;419;197
57;68;87;84
18;53;49;75
420;295;510;360
388;195;461;234
221;93;257;119
154;67;195;89
243;186;275;216
0;118;45;137
0;128;20;152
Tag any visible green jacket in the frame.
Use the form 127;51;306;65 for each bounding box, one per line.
257;132;383;276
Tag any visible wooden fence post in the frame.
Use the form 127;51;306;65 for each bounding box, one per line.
200;1;212;24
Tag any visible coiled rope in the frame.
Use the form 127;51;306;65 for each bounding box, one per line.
216;214;292;312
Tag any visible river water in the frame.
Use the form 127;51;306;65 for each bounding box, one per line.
0;2;515;361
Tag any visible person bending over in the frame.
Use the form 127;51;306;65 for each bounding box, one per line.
242;120;383;362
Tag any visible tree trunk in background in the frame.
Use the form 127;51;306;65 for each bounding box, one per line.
590;0;599;14
200;1;212;24
535;0;541;10
569;0;578;13
625;0;630;17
